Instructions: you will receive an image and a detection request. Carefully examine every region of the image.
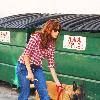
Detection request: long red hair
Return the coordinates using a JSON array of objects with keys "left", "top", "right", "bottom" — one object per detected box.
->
[{"left": 40, "top": 19, "right": 61, "bottom": 48}]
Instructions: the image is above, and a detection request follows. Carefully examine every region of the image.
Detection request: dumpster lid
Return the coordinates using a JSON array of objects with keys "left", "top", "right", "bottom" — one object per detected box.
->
[{"left": 0, "top": 13, "right": 100, "bottom": 32}]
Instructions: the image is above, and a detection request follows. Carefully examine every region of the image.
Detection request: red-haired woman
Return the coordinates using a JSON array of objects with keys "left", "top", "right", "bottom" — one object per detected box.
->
[{"left": 17, "top": 19, "right": 62, "bottom": 100}]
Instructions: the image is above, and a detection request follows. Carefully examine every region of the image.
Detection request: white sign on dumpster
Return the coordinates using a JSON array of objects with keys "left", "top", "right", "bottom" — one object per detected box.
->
[
  {"left": 0, "top": 31, "right": 10, "bottom": 43},
  {"left": 63, "top": 35, "right": 86, "bottom": 50}
]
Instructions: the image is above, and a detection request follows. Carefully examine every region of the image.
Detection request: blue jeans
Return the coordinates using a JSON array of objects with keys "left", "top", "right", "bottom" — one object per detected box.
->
[{"left": 16, "top": 62, "right": 50, "bottom": 100}]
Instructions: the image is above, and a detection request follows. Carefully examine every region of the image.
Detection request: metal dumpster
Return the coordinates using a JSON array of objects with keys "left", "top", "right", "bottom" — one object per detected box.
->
[{"left": 0, "top": 13, "right": 100, "bottom": 99}]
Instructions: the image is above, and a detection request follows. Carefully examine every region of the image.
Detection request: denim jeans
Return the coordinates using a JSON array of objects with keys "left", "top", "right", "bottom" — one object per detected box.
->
[{"left": 16, "top": 62, "right": 50, "bottom": 100}]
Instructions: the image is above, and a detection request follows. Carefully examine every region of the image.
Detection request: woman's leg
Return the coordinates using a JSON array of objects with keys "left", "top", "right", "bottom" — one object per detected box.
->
[
  {"left": 17, "top": 62, "right": 30, "bottom": 100},
  {"left": 32, "top": 66, "right": 50, "bottom": 100}
]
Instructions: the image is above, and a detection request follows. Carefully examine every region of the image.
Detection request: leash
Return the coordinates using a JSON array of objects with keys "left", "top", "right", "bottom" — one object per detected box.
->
[{"left": 56, "top": 84, "right": 64, "bottom": 100}]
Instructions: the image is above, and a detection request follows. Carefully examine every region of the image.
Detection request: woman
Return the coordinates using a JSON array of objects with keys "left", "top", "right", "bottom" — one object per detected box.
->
[{"left": 17, "top": 19, "right": 62, "bottom": 100}]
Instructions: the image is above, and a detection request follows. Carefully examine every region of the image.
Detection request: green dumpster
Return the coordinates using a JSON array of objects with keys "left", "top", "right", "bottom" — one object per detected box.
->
[{"left": 0, "top": 13, "right": 100, "bottom": 99}]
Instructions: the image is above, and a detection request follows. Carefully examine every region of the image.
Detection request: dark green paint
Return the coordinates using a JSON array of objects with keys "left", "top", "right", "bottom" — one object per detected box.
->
[{"left": 0, "top": 29, "right": 100, "bottom": 99}]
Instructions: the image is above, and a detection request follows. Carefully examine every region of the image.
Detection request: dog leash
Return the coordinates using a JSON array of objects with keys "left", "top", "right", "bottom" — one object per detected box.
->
[{"left": 56, "top": 84, "right": 64, "bottom": 100}]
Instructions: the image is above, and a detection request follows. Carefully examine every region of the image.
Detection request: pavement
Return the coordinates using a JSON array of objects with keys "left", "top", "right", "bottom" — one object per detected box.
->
[{"left": 0, "top": 81, "right": 36, "bottom": 100}]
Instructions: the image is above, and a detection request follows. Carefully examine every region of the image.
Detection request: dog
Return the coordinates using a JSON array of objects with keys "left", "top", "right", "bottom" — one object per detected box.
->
[{"left": 35, "top": 81, "right": 84, "bottom": 100}]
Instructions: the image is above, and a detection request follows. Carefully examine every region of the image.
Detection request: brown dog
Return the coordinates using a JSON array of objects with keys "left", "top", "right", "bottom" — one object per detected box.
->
[{"left": 35, "top": 81, "right": 83, "bottom": 100}]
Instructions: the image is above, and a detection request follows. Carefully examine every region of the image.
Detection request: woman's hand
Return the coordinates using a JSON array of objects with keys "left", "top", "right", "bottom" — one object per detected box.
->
[
  {"left": 26, "top": 71, "right": 34, "bottom": 81},
  {"left": 56, "top": 83, "right": 64, "bottom": 93}
]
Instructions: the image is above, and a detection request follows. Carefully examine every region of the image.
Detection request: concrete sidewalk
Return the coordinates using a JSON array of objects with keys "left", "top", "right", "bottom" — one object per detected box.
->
[{"left": 0, "top": 81, "right": 35, "bottom": 100}]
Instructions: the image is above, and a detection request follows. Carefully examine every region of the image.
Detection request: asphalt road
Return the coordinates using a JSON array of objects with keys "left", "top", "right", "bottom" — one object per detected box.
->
[{"left": 0, "top": 81, "right": 35, "bottom": 100}]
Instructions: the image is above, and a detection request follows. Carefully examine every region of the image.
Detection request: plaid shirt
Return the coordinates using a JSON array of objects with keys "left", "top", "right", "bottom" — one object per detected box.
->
[{"left": 18, "top": 32, "right": 55, "bottom": 68}]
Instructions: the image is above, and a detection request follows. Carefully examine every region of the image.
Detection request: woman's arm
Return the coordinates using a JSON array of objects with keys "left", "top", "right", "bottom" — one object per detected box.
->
[
  {"left": 49, "top": 67, "right": 61, "bottom": 86},
  {"left": 24, "top": 55, "right": 34, "bottom": 81},
  {"left": 22, "top": 34, "right": 38, "bottom": 81},
  {"left": 47, "top": 42, "right": 61, "bottom": 85}
]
